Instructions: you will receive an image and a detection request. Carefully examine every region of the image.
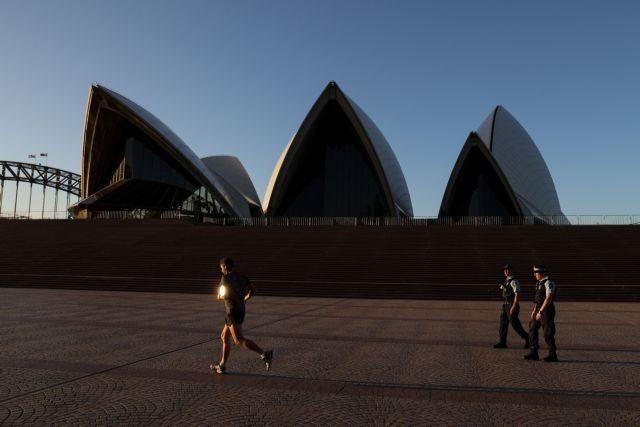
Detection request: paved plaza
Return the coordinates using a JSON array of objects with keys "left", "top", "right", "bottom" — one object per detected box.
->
[{"left": 1, "top": 288, "right": 639, "bottom": 426}]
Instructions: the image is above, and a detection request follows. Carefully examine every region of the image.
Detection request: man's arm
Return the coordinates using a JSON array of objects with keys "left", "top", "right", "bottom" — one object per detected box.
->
[
  {"left": 510, "top": 292, "right": 520, "bottom": 316},
  {"left": 509, "top": 279, "right": 520, "bottom": 316},
  {"left": 244, "top": 282, "right": 257, "bottom": 302},
  {"left": 535, "top": 293, "right": 553, "bottom": 320}
]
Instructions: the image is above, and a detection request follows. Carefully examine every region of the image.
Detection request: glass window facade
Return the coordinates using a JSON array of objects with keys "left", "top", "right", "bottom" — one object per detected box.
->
[
  {"left": 76, "top": 85, "right": 264, "bottom": 219},
  {"left": 274, "top": 101, "right": 388, "bottom": 217},
  {"left": 84, "top": 106, "right": 228, "bottom": 217},
  {"left": 443, "top": 146, "right": 519, "bottom": 217},
  {"left": 124, "top": 136, "right": 195, "bottom": 192},
  {"left": 180, "top": 185, "right": 226, "bottom": 216}
]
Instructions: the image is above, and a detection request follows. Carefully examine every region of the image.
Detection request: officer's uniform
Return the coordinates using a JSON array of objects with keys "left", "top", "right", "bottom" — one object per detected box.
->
[
  {"left": 528, "top": 276, "right": 557, "bottom": 357},
  {"left": 497, "top": 276, "right": 530, "bottom": 346}
]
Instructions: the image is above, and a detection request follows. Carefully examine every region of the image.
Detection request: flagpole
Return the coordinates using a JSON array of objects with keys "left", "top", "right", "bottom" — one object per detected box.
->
[{"left": 38, "top": 153, "right": 48, "bottom": 218}]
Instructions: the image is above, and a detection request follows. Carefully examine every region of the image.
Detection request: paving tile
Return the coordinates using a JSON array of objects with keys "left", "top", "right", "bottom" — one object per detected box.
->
[{"left": 1, "top": 287, "right": 639, "bottom": 425}]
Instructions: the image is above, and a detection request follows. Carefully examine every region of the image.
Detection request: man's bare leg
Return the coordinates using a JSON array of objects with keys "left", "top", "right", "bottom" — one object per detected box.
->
[
  {"left": 220, "top": 325, "right": 231, "bottom": 365},
  {"left": 229, "top": 323, "right": 263, "bottom": 355}
]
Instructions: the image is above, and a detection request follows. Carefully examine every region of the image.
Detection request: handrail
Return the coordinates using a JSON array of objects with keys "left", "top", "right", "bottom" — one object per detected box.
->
[
  {"left": 3, "top": 211, "right": 639, "bottom": 225},
  {"left": 207, "top": 215, "right": 640, "bottom": 226}
]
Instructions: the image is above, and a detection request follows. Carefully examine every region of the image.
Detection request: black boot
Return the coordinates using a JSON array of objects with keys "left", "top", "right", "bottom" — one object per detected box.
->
[
  {"left": 543, "top": 353, "right": 558, "bottom": 362},
  {"left": 524, "top": 352, "right": 539, "bottom": 360}
]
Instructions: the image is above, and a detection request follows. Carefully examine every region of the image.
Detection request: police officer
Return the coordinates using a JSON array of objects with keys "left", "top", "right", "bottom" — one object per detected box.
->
[
  {"left": 524, "top": 265, "right": 558, "bottom": 362},
  {"left": 493, "top": 264, "right": 530, "bottom": 349}
]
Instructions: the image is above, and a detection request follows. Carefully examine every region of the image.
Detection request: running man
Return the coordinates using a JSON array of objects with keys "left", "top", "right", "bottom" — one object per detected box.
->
[{"left": 210, "top": 257, "right": 272, "bottom": 374}]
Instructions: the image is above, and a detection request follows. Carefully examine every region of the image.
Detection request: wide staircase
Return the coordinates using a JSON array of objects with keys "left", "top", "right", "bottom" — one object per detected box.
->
[{"left": 1, "top": 220, "right": 639, "bottom": 301}]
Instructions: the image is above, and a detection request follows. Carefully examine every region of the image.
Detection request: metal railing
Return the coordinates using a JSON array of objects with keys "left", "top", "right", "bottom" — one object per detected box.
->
[
  {"left": 195, "top": 215, "right": 640, "bottom": 226},
  {"left": 0, "top": 210, "right": 72, "bottom": 220},
  {"left": 2, "top": 211, "right": 639, "bottom": 226}
]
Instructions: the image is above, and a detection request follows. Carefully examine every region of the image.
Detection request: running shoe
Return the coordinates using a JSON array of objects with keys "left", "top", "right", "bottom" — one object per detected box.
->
[
  {"left": 261, "top": 350, "right": 273, "bottom": 371},
  {"left": 210, "top": 363, "right": 225, "bottom": 374}
]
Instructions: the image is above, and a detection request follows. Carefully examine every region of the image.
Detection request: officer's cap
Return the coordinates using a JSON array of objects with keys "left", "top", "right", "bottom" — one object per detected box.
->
[
  {"left": 533, "top": 265, "right": 546, "bottom": 273},
  {"left": 502, "top": 264, "right": 513, "bottom": 271}
]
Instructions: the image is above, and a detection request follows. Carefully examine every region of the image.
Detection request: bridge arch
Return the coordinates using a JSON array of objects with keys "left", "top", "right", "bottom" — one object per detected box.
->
[{"left": 0, "top": 160, "right": 80, "bottom": 219}]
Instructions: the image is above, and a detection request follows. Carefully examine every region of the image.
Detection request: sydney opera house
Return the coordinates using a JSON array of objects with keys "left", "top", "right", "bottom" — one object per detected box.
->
[
  {"left": 70, "top": 85, "right": 263, "bottom": 219},
  {"left": 70, "top": 82, "right": 563, "bottom": 221},
  {"left": 439, "top": 106, "right": 567, "bottom": 223},
  {"left": 263, "top": 81, "right": 412, "bottom": 217}
]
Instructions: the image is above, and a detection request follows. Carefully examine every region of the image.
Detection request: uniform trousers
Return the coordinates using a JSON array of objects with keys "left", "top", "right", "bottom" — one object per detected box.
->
[
  {"left": 528, "top": 303, "right": 556, "bottom": 354},
  {"left": 498, "top": 302, "right": 529, "bottom": 344}
]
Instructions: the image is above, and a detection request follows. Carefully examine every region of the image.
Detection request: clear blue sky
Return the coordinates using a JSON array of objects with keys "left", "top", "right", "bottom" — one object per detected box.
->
[{"left": 1, "top": 0, "right": 638, "bottom": 216}]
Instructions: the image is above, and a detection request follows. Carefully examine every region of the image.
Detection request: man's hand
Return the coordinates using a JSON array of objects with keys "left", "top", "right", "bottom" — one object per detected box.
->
[{"left": 536, "top": 295, "right": 552, "bottom": 322}]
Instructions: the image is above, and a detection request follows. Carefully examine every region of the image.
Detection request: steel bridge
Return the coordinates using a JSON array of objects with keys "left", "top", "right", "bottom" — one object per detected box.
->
[{"left": 0, "top": 160, "right": 80, "bottom": 219}]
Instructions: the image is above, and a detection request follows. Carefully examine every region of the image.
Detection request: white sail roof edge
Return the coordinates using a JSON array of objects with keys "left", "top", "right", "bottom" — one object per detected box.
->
[
  {"left": 263, "top": 82, "right": 413, "bottom": 216},
  {"left": 476, "top": 106, "right": 566, "bottom": 220},
  {"left": 95, "top": 85, "right": 253, "bottom": 218},
  {"left": 346, "top": 95, "right": 413, "bottom": 216},
  {"left": 200, "top": 155, "right": 261, "bottom": 208}
]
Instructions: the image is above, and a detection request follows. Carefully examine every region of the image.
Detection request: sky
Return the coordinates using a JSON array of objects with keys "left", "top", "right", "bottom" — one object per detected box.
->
[{"left": 0, "top": 0, "right": 639, "bottom": 217}]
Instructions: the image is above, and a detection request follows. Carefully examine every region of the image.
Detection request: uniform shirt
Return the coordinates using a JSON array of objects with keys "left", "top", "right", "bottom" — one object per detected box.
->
[
  {"left": 219, "top": 271, "right": 252, "bottom": 313},
  {"left": 501, "top": 276, "right": 521, "bottom": 303},
  {"left": 504, "top": 276, "right": 521, "bottom": 293},
  {"left": 541, "top": 276, "right": 556, "bottom": 296}
]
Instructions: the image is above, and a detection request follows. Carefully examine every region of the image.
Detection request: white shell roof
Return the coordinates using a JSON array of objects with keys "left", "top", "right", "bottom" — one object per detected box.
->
[
  {"left": 476, "top": 106, "right": 565, "bottom": 219},
  {"left": 263, "top": 134, "right": 294, "bottom": 212},
  {"left": 347, "top": 96, "right": 413, "bottom": 216},
  {"left": 263, "top": 82, "right": 413, "bottom": 216},
  {"left": 200, "top": 155, "right": 261, "bottom": 208},
  {"left": 92, "top": 85, "right": 252, "bottom": 218}
]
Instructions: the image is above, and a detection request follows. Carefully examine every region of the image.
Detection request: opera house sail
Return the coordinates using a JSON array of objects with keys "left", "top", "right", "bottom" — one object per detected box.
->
[
  {"left": 263, "top": 81, "right": 413, "bottom": 217},
  {"left": 439, "top": 106, "right": 567, "bottom": 223},
  {"left": 71, "top": 84, "right": 262, "bottom": 219}
]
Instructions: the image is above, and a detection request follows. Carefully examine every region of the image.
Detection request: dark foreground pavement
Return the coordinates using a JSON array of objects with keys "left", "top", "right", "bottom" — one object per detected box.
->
[{"left": 1, "top": 288, "right": 639, "bottom": 426}]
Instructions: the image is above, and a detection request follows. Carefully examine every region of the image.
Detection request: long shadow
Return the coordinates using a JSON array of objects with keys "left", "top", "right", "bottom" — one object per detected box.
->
[
  {"left": 559, "top": 359, "right": 640, "bottom": 366},
  {"left": 224, "top": 371, "right": 640, "bottom": 400},
  {"left": 559, "top": 346, "right": 640, "bottom": 353}
]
